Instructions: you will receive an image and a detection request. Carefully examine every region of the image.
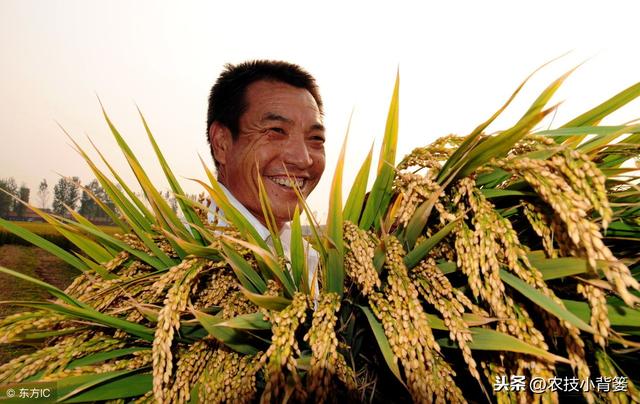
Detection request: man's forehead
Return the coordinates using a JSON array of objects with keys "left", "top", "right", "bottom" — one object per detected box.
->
[{"left": 244, "top": 80, "right": 321, "bottom": 116}]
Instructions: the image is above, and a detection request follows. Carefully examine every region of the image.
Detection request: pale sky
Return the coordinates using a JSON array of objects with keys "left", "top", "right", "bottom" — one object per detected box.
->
[{"left": 2, "top": 0, "right": 640, "bottom": 221}]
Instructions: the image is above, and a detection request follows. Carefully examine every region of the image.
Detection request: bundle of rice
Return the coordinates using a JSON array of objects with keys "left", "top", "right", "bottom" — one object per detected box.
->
[{"left": 1, "top": 66, "right": 639, "bottom": 403}]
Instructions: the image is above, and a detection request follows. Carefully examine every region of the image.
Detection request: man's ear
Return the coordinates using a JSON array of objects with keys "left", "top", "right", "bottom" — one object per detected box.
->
[{"left": 209, "top": 122, "right": 233, "bottom": 167}]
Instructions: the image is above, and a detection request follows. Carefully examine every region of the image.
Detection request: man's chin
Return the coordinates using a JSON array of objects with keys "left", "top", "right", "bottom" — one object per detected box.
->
[{"left": 261, "top": 180, "right": 303, "bottom": 223}]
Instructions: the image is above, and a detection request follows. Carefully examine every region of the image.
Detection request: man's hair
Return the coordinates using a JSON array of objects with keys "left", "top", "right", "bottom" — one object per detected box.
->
[{"left": 206, "top": 60, "right": 323, "bottom": 165}]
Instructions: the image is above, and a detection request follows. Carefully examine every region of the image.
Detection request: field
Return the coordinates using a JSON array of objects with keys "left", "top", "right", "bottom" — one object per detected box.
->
[
  {"left": 0, "top": 221, "right": 120, "bottom": 249},
  {"left": 0, "top": 245, "right": 80, "bottom": 362}
]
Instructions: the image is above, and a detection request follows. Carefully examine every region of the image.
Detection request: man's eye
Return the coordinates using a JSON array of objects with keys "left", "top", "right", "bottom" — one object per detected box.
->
[
  {"left": 269, "top": 127, "right": 286, "bottom": 134},
  {"left": 311, "top": 135, "right": 325, "bottom": 144}
]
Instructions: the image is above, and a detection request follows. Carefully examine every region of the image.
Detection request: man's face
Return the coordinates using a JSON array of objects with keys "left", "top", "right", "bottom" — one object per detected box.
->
[{"left": 213, "top": 80, "right": 326, "bottom": 228}]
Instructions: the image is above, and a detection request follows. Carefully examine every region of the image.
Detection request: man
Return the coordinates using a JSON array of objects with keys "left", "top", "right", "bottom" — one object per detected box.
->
[{"left": 206, "top": 60, "right": 326, "bottom": 291}]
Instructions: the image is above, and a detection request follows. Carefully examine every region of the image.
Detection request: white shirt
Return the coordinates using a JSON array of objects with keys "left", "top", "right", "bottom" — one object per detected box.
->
[{"left": 207, "top": 184, "right": 319, "bottom": 297}]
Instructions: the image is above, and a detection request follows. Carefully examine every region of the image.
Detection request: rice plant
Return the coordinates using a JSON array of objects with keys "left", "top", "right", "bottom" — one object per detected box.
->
[{"left": 0, "top": 65, "right": 639, "bottom": 403}]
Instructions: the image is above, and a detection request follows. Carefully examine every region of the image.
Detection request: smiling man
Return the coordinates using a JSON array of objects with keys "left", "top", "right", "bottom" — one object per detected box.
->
[{"left": 206, "top": 60, "right": 325, "bottom": 277}]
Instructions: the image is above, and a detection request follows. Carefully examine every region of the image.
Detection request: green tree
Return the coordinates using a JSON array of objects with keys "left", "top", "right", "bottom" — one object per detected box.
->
[
  {"left": 14, "top": 184, "right": 30, "bottom": 218},
  {"left": 78, "top": 179, "right": 113, "bottom": 222},
  {"left": 52, "top": 177, "right": 80, "bottom": 217},
  {"left": 0, "top": 177, "right": 18, "bottom": 218}
]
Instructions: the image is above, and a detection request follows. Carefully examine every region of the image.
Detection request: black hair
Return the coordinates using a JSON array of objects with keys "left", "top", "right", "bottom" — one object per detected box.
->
[{"left": 206, "top": 60, "right": 323, "bottom": 166}]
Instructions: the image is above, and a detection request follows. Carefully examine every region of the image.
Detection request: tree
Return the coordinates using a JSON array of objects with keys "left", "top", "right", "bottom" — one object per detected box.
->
[
  {"left": 164, "top": 190, "right": 178, "bottom": 213},
  {"left": 37, "top": 179, "right": 49, "bottom": 209},
  {"left": 0, "top": 177, "right": 18, "bottom": 218},
  {"left": 79, "top": 179, "right": 113, "bottom": 222},
  {"left": 14, "top": 184, "right": 30, "bottom": 218},
  {"left": 52, "top": 177, "right": 80, "bottom": 217}
]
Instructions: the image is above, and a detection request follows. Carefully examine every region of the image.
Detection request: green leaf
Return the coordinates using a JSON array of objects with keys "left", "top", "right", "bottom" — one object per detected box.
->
[
  {"left": 527, "top": 254, "right": 589, "bottom": 280},
  {"left": 4, "top": 300, "right": 155, "bottom": 341},
  {"left": 60, "top": 218, "right": 167, "bottom": 270},
  {"left": 404, "top": 218, "right": 460, "bottom": 269},
  {"left": 137, "top": 106, "right": 207, "bottom": 245},
  {"left": 359, "top": 72, "right": 400, "bottom": 230},
  {"left": 480, "top": 189, "right": 534, "bottom": 198},
  {"left": 561, "top": 81, "right": 640, "bottom": 130},
  {"left": 192, "top": 308, "right": 263, "bottom": 354},
  {"left": 56, "top": 369, "right": 150, "bottom": 403},
  {"left": 223, "top": 235, "right": 295, "bottom": 298},
  {"left": 290, "top": 206, "right": 307, "bottom": 293},
  {"left": 456, "top": 106, "right": 556, "bottom": 179},
  {"left": 344, "top": 143, "right": 373, "bottom": 223},
  {"left": 359, "top": 305, "right": 406, "bottom": 388},
  {"left": 499, "top": 270, "right": 595, "bottom": 333},
  {"left": 192, "top": 162, "right": 269, "bottom": 251},
  {"left": 563, "top": 299, "right": 640, "bottom": 327},
  {"left": 256, "top": 170, "right": 285, "bottom": 259},
  {"left": 239, "top": 287, "right": 292, "bottom": 311},
  {"left": 65, "top": 131, "right": 153, "bottom": 232},
  {"left": 99, "top": 104, "right": 193, "bottom": 252},
  {"left": 215, "top": 312, "right": 271, "bottom": 330},
  {"left": 402, "top": 187, "right": 441, "bottom": 249},
  {"left": 67, "top": 348, "right": 149, "bottom": 369},
  {"left": 221, "top": 242, "right": 267, "bottom": 294},
  {"left": 325, "top": 126, "right": 349, "bottom": 295},
  {"left": 436, "top": 59, "right": 552, "bottom": 183},
  {"left": 0, "top": 218, "right": 88, "bottom": 272},
  {"left": 437, "top": 328, "right": 569, "bottom": 364}
]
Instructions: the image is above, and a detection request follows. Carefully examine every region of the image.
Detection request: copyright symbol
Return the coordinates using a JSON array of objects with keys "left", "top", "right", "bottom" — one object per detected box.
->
[
  {"left": 530, "top": 377, "right": 547, "bottom": 393},
  {"left": 6, "top": 388, "right": 15, "bottom": 398}
]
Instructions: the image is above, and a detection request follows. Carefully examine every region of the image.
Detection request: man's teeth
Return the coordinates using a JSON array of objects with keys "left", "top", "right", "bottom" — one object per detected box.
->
[{"left": 268, "top": 177, "right": 304, "bottom": 188}]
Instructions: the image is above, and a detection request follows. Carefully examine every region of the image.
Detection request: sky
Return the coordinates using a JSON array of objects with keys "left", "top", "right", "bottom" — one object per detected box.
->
[{"left": 1, "top": 0, "right": 640, "bottom": 221}]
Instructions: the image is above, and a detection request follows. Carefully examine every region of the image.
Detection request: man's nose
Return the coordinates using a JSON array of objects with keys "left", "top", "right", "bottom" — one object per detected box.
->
[{"left": 283, "top": 134, "right": 313, "bottom": 169}]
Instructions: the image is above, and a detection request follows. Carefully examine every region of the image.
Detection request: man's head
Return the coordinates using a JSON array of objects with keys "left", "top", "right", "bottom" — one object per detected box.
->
[{"left": 207, "top": 60, "right": 325, "bottom": 229}]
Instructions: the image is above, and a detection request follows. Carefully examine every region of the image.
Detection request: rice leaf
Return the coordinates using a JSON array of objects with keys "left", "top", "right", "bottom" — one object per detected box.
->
[
  {"left": 359, "top": 305, "right": 406, "bottom": 388},
  {"left": 4, "top": 300, "right": 155, "bottom": 341},
  {"left": 0, "top": 218, "right": 88, "bottom": 272},
  {"left": 221, "top": 241, "right": 267, "bottom": 294},
  {"left": 239, "top": 287, "right": 292, "bottom": 311},
  {"left": 55, "top": 369, "right": 150, "bottom": 403},
  {"left": 99, "top": 104, "right": 193, "bottom": 247},
  {"left": 62, "top": 129, "right": 153, "bottom": 232},
  {"left": 437, "top": 61, "right": 546, "bottom": 183},
  {"left": 215, "top": 312, "right": 271, "bottom": 330},
  {"left": 256, "top": 169, "right": 285, "bottom": 259},
  {"left": 437, "top": 329, "right": 570, "bottom": 364},
  {"left": 192, "top": 308, "right": 263, "bottom": 354},
  {"left": 290, "top": 206, "right": 307, "bottom": 292},
  {"left": 499, "top": 270, "right": 595, "bottom": 333},
  {"left": 67, "top": 348, "right": 149, "bottom": 368},
  {"left": 344, "top": 143, "right": 373, "bottom": 223},
  {"left": 563, "top": 299, "right": 640, "bottom": 327},
  {"left": 404, "top": 218, "right": 460, "bottom": 269},
  {"left": 561, "top": 81, "right": 640, "bottom": 131},
  {"left": 223, "top": 235, "right": 295, "bottom": 297},
  {"left": 194, "top": 159, "right": 269, "bottom": 250},
  {"left": 60, "top": 218, "right": 167, "bottom": 270},
  {"left": 325, "top": 125, "right": 349, "bottom": 295},
  {"left": 137, "top": 106, "right": 207, "bottom": 245},
  {"left": 359, "top": 73, "right": 399, "bottom": 230}
]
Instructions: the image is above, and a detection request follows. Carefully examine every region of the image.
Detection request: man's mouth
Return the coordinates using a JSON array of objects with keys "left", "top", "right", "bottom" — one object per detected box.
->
[{"left": 265, "top": 176, "right": 305, "bottom": 190}]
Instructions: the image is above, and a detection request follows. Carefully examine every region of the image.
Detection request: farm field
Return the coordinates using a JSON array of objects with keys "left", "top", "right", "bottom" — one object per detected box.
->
[
  {"left": 0, "top": 245, "right": 79, "bottom": 362},
  {"left": 0, "top": 221, "right": 120, "bottom": 248}
]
